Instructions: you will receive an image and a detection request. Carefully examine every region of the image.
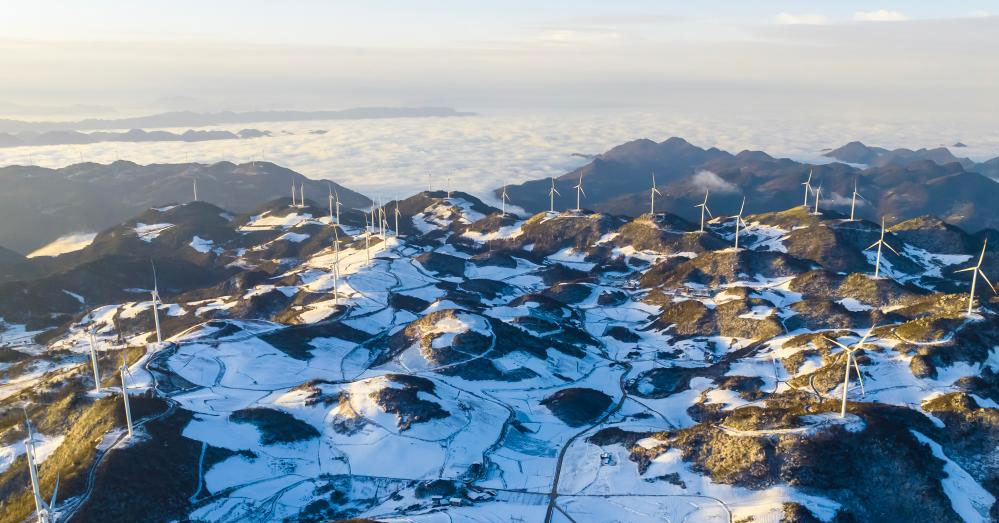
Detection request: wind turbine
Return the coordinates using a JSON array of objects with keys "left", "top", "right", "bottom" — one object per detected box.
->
[
  {"left": 549, "top": 178, "right": 560, "bottom": 213},
  {"left": 812, "top": 184, "right": 822, "bottom": 215},
  {"left": 825, "top": 329, "right": 875, "bottom": 417},
  {"left": 334, "top": 190, "right": 342, "bottom": 226},
  {"left": 865, "top": 218, "right": 897, "bottom": 278},
  {"left": 394, "top": 202, "right": 401, "bottom": 237},
  {"left": 955, "top": 240, "right": 997, "bottom": 316},
  {"left": 192, "top": 177, "right": 198, "bottom": 202},
  {"left": 88, "top": 329, "right": 101, "bottom": 394},
  {"left": 327, "top": 184, "right": 335, "bottom": 224},
  {"left": 120, "top": 354, "right": 134, "bottom": 438},
  {"left": 364, "top": 214, "right": 371, "bottom": 264},
  {"left": 23, "top": 413, "right": 59, "bottom": 523},
  {"left": 802, "top": 169, "right": 814, "bottom": 207},
  {"left": 446, "top": 177, "right": 452, "bottom": 199},
  {"left": 695, "top": 190, "right": 712, "bottom": 233},
  {"left": 291, "top": 182, "right": 297, "bottom": 208},
  {"left": 732, "top": 197, "right": 748, "bottom": 250},
  {"left": 500, "top": 186, "right": 510, "bottom": 217},
  {"left": 331, "top": 227, "right": 340, "bottom": 305},
  {"left": 849, "top": 178, "right": 865, "bottom": 221},
  {"left": 149, "top": 261, "right": 163, "bottom": 346},
  {"left": 650, "top": 171, "right": 662, "bottom": 216},
  {"left": 300, "top": 182, "right": 306, "bottom": 207},
  {"left": 573, "top": 173, "right": 585, "bottom": 212}
]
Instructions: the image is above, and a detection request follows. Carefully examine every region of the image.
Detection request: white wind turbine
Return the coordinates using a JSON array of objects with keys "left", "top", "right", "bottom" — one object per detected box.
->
[
  {"left": 23, "top": 413, "right": 59, "bottom": 523},
  {"left": 573, "top": 173, "right": 585, "bottom": 212},
  {"left": 500, "top": 186, "right": 510, "bottom": 217},
  {"left": 299, "top": 182, "right": 306, "bottom": 207},
  {"left": 865, "top": 218, "right": 897, "bottom": 279},
  {"left": 380, "top": 201, "right": 387, "bottom": 239},
  {"left": 394, "top": 202, "right": 401, "bottom": 237},
  {"left": 290, "top": 182, "right": 297, "bottom": 207},
  {"left": 334, "top": 190, "right": 342, "bottom": 227},
  {"left": 695, "top": 190, "right": 712, "bottom": 233},
  {"left": 327, "top": 184, "right": 335, "bottom": 224},
  {"left": 331, "top": 226, "right": 340, "bottom": 305},
  {"left": 825, "top": 329, "right": 875, "bottom": 417},
  {"left": 849, "top": 178, "right": 865, "bottom": 221},
  {"left": 650, "top": 171, "right": 662, "bottom": 216},
  {"left": 364, "top": 214, "right": 371, "bottom": 264},
  {"left": 87, "top": 329, "right": 101, "bottom": 394},
  {"left": 446, "top": 177, "right": 452, "bottom": 199},
  {"left": 549, "top": 178, "right": 560, "bottom": 213},
  {"left": 802, "top": 169, "right": 814, "bottom": 207},
  {"left": 812, "top": 184, "right": 822, "bottom": 215},
  {"left": 120, "top": 354, "right": 134, "bottom": 438},
  {"left": 955, "top": 240, "right": 997, "bottom": 316},
  {"left": 192, "top": 177, "right": 198, "bottom": 202},
  {"left": 149, "top": 261, "right": 163, "bottom": 346},
  {"left": 732, "top": 197, "right": 748, "bottom": 250}
]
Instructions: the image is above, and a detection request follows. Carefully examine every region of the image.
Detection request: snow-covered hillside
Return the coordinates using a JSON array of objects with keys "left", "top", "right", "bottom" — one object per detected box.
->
[{"left": 1, "top": 193, "right": 998, "bottom": 523}]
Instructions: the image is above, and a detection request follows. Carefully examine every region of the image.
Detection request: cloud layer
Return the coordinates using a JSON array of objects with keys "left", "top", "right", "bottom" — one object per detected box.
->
[{"left": 2, "top": 110, "right": 998, "bottom": 204}]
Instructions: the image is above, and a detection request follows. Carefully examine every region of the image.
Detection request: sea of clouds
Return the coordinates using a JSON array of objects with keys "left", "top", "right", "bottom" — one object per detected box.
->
[{"left": 2, "top": 110, "right": 997, "bottom": 206}]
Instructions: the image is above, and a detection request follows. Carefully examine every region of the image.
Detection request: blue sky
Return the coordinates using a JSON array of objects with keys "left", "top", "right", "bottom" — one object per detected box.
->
[{"left": 1, "top": 2, "right": 997, "bottom": 117}]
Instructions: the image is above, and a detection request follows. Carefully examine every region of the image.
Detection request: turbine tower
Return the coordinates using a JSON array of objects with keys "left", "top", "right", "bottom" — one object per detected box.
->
[
  {"left": 825, "top": 329, "right": 875, "bottom": 417},
  {"left": 812, "top": 184, "right": 822, "bottom": 215},
  {"left": 732, "top": 197, "right": 748, "bottom": 250},
  {"left": 192, "top": 177, "right": 198, "bottom": 202},
  {"left": 24, "top": 414, "right": 59, "bottom": 523},
  {"left": 695, "top": 190, "right": 712, "bottom": 233},
  {"left": 120, "top": 354, "right": 134, "bottom": 438},
  {"left": 955, "top": 240, "right": 997, "bottom": 316},
  {"left": 88, "top": 329, "right": 101, "bottom": 394},
  {"left": 548, "top": 178, "right": 560, "bottom": 213},
  {"left": 802, "top": 169, "right": 813, "bottom": 207},
  {"left": 573, "top": 173, "right": 585, "bottom": 212},
  {"left": 291, "top": 182, "right": 297, "bottom": 208},
  {"left": 650, "top": 171, "right": 662, "bottom": 216},
  {"left": 149, "top": 261, "right": 163, "bottom": 346},
  {"left": 865, "top": 218, "right": 897, "bottom": 278},
  {"left": 300, "top": 183, "right": 306, "bottom": 207},
  {"left": 850, "top": 178, "right": 865, "bottom": 221}
]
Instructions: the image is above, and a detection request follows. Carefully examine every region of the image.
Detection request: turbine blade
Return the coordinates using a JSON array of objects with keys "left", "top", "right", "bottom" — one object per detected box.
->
[
  {"left": 704, "top": 207, "right": 713, "bottom": 217},
  {"left": 979, "top": 270, "right": 998, "bottom": 294},
  {"left": 883, "top": 242, "right": 899, "bottom": 256},
  {"left": 954, "top": 267, "right": 977, "bottom": 273},
  {"left": 865, "top": 241, "right": 880, "bottom": 251},
  {"left": 50, "top": 473, "right": 60, "bottom": 509},
  {"left": 824, "top": 337, "right": 851, "bottom": 351}
]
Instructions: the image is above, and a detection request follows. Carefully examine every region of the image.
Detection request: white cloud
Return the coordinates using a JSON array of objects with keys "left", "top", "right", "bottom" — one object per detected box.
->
[
  {"left": 776, "top": 13, "right": 829, "bottom": 26},
  {"left": 2, "top": 111, "right": 998, "bottom": 202},
  {"left": 854, "top": 10, "right": 908, "bottom": 22},
  {"left": 690, "top": 170, "right": 739, "bottom": 194}
]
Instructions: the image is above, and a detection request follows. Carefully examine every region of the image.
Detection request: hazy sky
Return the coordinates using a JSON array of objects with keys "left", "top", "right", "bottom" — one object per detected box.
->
[{"left": 2, "top": 1, "right": 998, "bottom": 119}]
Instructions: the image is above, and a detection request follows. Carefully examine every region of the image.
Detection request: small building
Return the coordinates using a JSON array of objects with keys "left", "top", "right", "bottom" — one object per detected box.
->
[{"left": 600, "top": 452, "right": 616, "bottom": 466}]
